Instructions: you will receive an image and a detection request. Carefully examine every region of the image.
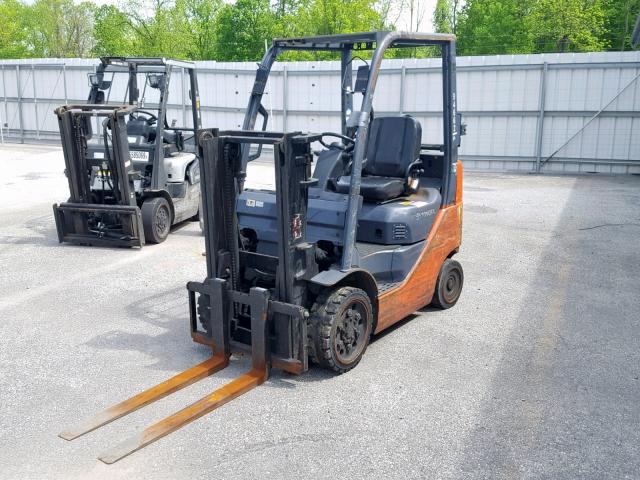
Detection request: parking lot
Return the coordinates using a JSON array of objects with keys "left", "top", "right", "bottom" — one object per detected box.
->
[{"left": 0, "top": 142, "right": 639, "bottom": 479}]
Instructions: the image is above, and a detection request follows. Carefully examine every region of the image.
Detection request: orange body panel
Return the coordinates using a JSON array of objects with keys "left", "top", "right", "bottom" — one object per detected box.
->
[{"left": 375, "top": 162, "right": 463, "bottom": 333}]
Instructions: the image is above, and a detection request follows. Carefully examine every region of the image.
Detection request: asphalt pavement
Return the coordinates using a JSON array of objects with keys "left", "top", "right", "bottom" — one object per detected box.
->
[{"left": 0, "top": 142, "right": 638, "bottom": 479}]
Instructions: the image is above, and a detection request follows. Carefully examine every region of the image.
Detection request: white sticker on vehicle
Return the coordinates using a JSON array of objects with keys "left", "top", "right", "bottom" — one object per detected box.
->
[
  {"left": 246, "top": 199, "right": 256, "bottom": 207},
  {"left": 94, "top": 152, "right": 104, "bottom": 159},
  {"left": 130, "top": 150, "right": 149, "bottom": 161}
]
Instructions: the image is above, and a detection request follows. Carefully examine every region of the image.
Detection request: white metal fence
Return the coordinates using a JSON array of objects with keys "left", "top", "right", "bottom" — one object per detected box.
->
[{"left": 1, "top": 51, "right": 639, "bottom": 174}]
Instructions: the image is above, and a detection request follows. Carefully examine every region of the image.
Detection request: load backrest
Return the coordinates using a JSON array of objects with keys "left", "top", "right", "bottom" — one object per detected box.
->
[{"left": 364, "top": 116, "right": 422, "bottom": 178}]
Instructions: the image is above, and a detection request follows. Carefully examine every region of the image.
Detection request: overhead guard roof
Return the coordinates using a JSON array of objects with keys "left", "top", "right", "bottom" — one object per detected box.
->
[{"left": 272, "top": 31, "right": 456, "bottom": 51}]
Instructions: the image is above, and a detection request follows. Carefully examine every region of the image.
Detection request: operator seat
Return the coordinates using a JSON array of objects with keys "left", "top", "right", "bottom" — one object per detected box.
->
[
  {"left": 126, "top": 119, "right": 154, "bottom": 142},
  {"left": 334, "top": 115, "right": 422, "bottom": 202}
]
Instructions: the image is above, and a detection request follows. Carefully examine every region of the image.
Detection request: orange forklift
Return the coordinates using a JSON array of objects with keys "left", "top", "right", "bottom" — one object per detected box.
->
[{"left": 60, "top": 31, "right": 465, "bottom": 463}]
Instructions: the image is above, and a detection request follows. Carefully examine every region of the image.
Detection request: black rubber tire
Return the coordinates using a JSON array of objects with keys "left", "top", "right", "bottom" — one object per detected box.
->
[
  {"left": 141, "top": 197, "right": 171, "bottom": 244},
  {"left": 310, "top": 286, "right": 373, "bottom": 374},
  {"left": 431, "top": 258, "right": 464, "bottom": 309}
]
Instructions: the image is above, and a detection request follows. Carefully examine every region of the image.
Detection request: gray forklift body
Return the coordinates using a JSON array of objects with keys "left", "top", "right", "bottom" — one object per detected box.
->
[{"left": 190, "top": 31, "right": 463, "bottom": 373}]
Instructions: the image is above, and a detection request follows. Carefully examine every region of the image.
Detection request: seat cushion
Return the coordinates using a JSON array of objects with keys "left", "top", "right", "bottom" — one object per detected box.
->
[{"left": 335, "top": 175, "right": 405, "bottom": 202}]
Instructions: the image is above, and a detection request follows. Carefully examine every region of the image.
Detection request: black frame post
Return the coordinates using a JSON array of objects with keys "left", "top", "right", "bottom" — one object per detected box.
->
[{"left": 340, "top": 48, "right": 353, "bottom": 136}]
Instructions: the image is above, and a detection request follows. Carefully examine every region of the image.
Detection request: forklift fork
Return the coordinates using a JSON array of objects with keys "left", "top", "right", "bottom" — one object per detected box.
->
[{"left": 59, "top": 286, "right": 271, "bottom": 464}]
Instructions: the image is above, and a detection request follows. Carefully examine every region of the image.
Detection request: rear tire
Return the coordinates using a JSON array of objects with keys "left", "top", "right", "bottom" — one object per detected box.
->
[
  {"left": 431, "top": 258, "right": 464, "bottom": 309},
  {"left": 141, "top": 197, "right": 171, "bottom": 244},
  {"left": 310, "top": 287, "right": 373, "bottom": 374}
]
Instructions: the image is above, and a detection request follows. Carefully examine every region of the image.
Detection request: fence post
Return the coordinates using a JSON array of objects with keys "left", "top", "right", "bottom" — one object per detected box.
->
[
  {"left": 0, "top": 71, "right": 3, "bottom": 141},
  {"left": 2, "top": 65, "right": 7, "bottom": 128},
  {"left": 282, "top": 65, "right": 288, "bottom": 132},
  {"left": 16, "top": 65, "right": 24, "bottom": 143},
  {"left": 534, "top": 62, "right": 548, "bottom": 173},
  {"left": 62, "top": 63, "right": 68, "bottom": 104},
  {"left": 32, "top": 64, "right": 40, "bottom": 140},
  {"left": 181, "top": 67, "right": 187, "bottom": 126},
  {"left": 400, "top": 62, "right": 406, "bottom": 114}
]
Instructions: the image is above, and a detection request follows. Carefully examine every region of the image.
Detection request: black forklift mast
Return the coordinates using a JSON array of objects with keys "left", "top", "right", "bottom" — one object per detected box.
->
[
  {"left": 53, "top": 104, "right": 145, "bottom": 247},
  {"left": 240, "top": 31, "right": 460, "bottom": 271},
  {"left": 189, "top": 129, "right": 317, "bottom": 373}
]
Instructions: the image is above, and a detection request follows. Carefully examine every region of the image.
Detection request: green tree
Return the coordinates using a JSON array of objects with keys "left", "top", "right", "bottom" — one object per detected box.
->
[
  {"left": 93, "top": 5, "right": 136, "bottom": 57},
  {"left": 176, "top": 0, "right": 222, "bottom": 59},
  {"left": 303, "top": 0, "right": 383, "bottom": 35},
  {"left": 456, "top": 0, "right": 534, "bottom": 54},
  {"left": 602, "top": 0, "right": 640, "bottom": 50},
  {"left": 0, "top": 0, "right": 30, "bottom": 58},
  {"left": 433, "top": 0, "right": 462, "bottom": 33},
  {"left": 529, "top": 0, "right": 607, "bottom": 52},
  {"left": 278, "top": 0, "right": 384, "bottom": 58},
  {"left": 23, "top": 0, "right": 95, "bottom": 57},
  {"left": 214, "top": 0, "right": 276, "bottom": 61},
  {"left": 120, "top": 0, "right": 191, "bottom": 58}
]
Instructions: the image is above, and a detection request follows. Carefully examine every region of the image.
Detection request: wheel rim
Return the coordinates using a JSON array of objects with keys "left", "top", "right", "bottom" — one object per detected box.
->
[
  {"left": 333, "top": 299, "right": 369, "bottom": 364},
  {"left": 442, "top": 267, "right": 462, "bottom": 304},
  {"left": 155, "top": 206, "right": 170, "bottom": 237}
]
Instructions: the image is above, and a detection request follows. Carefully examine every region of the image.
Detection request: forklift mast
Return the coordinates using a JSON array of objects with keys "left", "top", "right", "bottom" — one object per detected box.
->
[
  {"left": 53, "top": 104, "right": 145, "bottom": 247},
  {"left": 190, "top": 130, "right": 317, "bottom": 372}
]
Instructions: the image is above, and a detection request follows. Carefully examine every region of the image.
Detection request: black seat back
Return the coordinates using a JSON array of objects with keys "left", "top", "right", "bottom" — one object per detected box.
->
[
  {"left": 364, "top": 116, "right": 422, "bottom": 178},
  {"left": 126, "top": 119, "right": 153, "bottom": 142}
]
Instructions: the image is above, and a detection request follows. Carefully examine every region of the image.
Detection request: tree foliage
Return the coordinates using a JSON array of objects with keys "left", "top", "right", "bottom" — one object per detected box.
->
[
  {"left": 213, "top": 0, "right": 276, "bottom": 61},
  {"left": 456, "top": 0, "right": 533, "bottom": 55},
  {"left": 529, "top": 0, "right": 606, "bottom": 52},
  {"left": 602, "top": 0, "right": 640, "bottom": 50},
  {"left": 0, "top": 0, "right": 636, "bottom": 60},
  {"left": 433, "top": 0, "right": 462, "bottom": 34},
  {"left": 456, "top": 0, "right": 610, "bottom": 55},
  {"left": 93, "top": 5, "right": 135, "bottom": 57},
  {"left": 0, "top": 0, "right": 29, "bottom": 58}
]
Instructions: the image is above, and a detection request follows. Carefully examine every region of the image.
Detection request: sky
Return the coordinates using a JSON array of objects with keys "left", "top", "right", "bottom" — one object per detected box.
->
[{"left": 82, "top": 0, "right": 438, "bottom": 31}]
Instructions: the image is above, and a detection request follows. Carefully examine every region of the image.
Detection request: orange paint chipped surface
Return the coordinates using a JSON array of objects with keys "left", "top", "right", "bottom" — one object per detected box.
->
[{"left": 375, "top": 165, "right": 463, "bottom": 334}]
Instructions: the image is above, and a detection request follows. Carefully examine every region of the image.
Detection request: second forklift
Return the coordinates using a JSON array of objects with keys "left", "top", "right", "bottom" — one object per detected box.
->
[{"left": 53, "top": 57, "right": 202, "bottom": 247}]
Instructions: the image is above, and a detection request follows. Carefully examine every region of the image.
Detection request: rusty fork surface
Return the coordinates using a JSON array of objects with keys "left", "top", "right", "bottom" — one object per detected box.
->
[
  {"left": 60, "top": 286, "right": 272, "bottom": 464},
  {"left": 99, "top": 367, "right": 268, "bottom": 464},
  {"left": 59, "top": 353, "right": 229, "bottom": 441}
]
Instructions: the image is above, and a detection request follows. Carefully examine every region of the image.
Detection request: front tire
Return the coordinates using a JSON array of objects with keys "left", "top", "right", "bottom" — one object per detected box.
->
[
  {"left": 141, "top": 197, "right": 171, "bottom": 244},
  {"left": 431, "top": 258, "right": 464, "bottom": 309},
  {"left": 310, "top": 287, "right": 373, "bottom": 374}
]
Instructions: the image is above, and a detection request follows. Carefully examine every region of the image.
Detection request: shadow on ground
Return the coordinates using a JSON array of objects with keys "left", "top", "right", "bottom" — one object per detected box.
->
[
  {"left": 458, "top": 176, "right": 640, "bottom": 479},
  {"left": 84, "top": 284, "right": 335, "bottom": 388}
]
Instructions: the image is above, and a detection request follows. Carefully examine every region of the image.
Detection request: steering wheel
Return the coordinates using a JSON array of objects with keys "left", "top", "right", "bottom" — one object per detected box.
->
[
  {"left": 133, "top": 110, "right": 158, "bottom": 126},
  {"left": 319, "top": 132, "right": 355, "bottom": 151}
]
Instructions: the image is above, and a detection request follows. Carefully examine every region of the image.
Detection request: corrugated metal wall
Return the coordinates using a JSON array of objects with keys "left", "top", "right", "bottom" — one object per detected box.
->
[{"left": 1, "top": 51, "right": 638, "bottom": 173}]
